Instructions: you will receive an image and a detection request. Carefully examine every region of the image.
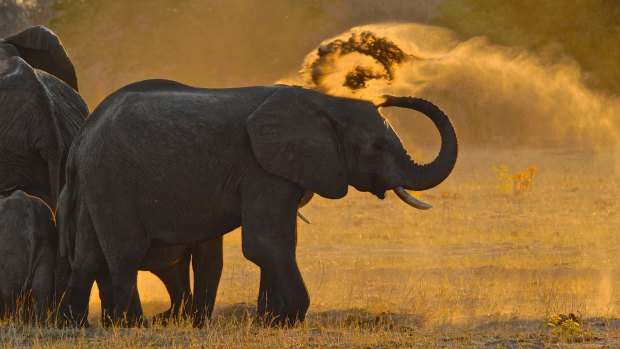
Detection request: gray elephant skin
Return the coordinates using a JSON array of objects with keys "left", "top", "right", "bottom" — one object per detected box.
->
[
  {"left": 0, "top": 190, "right": 56, "bottom": 321},
  {"left": 58, "top": 80, "right": 458, "bottom": 326},
  {"left": 0, "top": 25, "right": 87, "bottom": 209},
  {"left": 0, "top": 26, "right": 207, "bottom": 325}
]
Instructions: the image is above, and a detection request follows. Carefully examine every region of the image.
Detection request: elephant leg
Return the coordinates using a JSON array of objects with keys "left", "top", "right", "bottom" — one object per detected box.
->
[
  {"left": 254, "top": 253, "right": 308, "bottom": 326},
  {"left": 98, "top": 270, "right": 143, "bottom": 328},
  {"left": 106, "top": 265, "right": 143, "bottom": 327},
  {"left": 98, "top": 273, "right": 143, "bottom": 329},
  {"left": 241, "top": 182, "right": 309, "bottom": 326},
  {"left": 57, "top": 267, "right": 96, "bottom": 328},
  {"left": 150, "top": 254, "right": 192, "bottom": 325},
  {"left": 257, "top": 270, "right": 280, "bottom": 319},
  {"left": 191, "top": 236, "right": 223, "bottom": 327},
  {"left": 57, "top": 203, "right": 102, "bottom": 328},
  {"left": 30, "top": 247, "right": 55, "bottom": 323},
  {"left": 96, "top": 271, "right": 115, "bottom": 327},
  {"left": 94, "top": 216, "right": 148, "bottom": 327}
]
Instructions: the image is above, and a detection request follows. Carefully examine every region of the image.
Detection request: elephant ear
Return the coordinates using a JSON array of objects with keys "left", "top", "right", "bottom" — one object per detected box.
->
[
  {"left": 4, "top": 26, "right": 78, "bottom": 91},
  {"left": 247, "top": 87, "right": 348, "bottom": 199}
]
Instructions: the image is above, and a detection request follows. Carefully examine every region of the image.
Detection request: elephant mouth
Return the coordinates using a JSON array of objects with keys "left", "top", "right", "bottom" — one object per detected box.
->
[
  {"left": 370, "top": 174, "right": 386, "bottom": 199},
  {"left": 368, "top": 183, "right": 432, "bottom": 209},
  {"left": 371, "top": 187, "right": 386, "bottom": 199}
]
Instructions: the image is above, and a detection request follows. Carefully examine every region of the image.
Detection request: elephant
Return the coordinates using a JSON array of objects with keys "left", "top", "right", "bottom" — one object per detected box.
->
[
  {"left": 0, "top": 190, "right": 56, "bottom": 321},
  {"left": 0, "top": 25, "right": 87, "bottom": 210},
  {"left": 57, "top": 80, "right": 457, "bottom": 326}
]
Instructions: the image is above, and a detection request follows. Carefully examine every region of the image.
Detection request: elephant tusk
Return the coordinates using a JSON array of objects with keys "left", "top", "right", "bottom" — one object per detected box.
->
[
  {"left": 297, "top": 210, "right": 311, "bottom": 224},
  {"left": 393, "top": 187, "right": 433, "bottom": 210}
]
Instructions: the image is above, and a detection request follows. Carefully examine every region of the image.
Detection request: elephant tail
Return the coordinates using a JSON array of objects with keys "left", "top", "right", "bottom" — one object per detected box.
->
[{"left": 57, "top": 151, "right": 79, "bottom": 266}]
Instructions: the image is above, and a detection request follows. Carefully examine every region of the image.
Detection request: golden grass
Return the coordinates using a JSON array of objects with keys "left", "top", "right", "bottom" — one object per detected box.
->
[{"left": 2, "top": 147, "right": 620, "bottom": 347}]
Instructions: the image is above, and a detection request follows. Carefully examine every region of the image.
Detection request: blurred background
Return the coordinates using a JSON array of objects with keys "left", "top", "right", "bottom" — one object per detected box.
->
[{"left": 2, "top": 0, "right": 618, "bottom": 149}]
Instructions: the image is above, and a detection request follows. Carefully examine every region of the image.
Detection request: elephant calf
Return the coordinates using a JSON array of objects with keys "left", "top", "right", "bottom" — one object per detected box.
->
[{"left": 0, "top": 190, "right": 56, "bottom": 321}]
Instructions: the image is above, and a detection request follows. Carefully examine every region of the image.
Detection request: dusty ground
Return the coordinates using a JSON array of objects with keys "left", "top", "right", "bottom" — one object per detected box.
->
[{"left": 1, "top": 147, "right": 619, "bottom": 348}]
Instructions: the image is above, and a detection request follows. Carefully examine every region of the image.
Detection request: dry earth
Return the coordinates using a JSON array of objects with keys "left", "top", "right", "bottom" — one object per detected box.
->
[{"left": 1, "top": 147, "right": 619, "bottom": 348}]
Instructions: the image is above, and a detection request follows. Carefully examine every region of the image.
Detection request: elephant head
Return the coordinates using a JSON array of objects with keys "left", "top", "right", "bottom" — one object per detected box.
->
[
  {"left": 1, "top": 25, "right": 78, "bottom": 91},
  {"left": 247, "top": 86, "right": 457, "bottom": 208}
]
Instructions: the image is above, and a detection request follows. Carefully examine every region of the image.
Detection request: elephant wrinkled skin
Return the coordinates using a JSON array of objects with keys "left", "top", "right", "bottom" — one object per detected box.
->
[
  {"left": 0, "top": 190, "right": 56, "bottom": 321},
  {"left": 58, "top": 80, "right": 458, "bottom": 326}
]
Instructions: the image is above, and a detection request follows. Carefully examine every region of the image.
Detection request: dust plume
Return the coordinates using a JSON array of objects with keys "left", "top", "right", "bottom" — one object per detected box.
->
[
  {"left": 283, "top": 23, "right": 620, "bottom": 313},
  {"left": 285, "top": 23, "right": 620, "bottom": 152},
  {"left": 308, "top": 31, "right": 410, "bottom": 91},
  {"left": 48, "top": 0, "right": 439, "bottom": 107}
]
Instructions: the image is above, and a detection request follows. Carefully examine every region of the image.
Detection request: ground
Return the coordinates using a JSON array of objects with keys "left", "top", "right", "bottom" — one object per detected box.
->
[{"left": 1, "top": 147, "right": 619, "bottom": 348}]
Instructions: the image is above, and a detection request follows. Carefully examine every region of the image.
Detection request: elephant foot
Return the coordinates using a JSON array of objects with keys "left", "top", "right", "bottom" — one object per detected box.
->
[
  {"left": 100, "top": 314, "right": 112, "bottom": 328},
  {"left": 151, "top": 309, "right": 208, "bottom": 328},
  {"left": 152, "top": 309, "right": 173, "bottom": 326},
  {"left": 257, "top": 280, "right": 308, "bottom": 327},
  {"left": 107, "top": 314, "right": 149, "bottom": 328},
  {"left": 192, "top": 312, "right": 208, "bottom": 328},
  {"left": 152, "top": 307, "right": 189, "bottom": 326},
  {"left": 57, "top": 314, "right": 90, "bottom": 329},
  {"left": 56, "top": 305, "right": 90, "bottom": 328},
  {"left": 257, "top": 293, "right": 308, "bottom": 327},
  {"left": 254, "top": 277, "right": 308, "bottom": 327},
  {"left": 257, "top": 310, "right": 304, "bottom": 327}
]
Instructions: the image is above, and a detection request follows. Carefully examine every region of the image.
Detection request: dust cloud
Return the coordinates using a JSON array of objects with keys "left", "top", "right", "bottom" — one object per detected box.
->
[
  {"left": 281, "top": 23, "right": 620, "bottom": 314},
  {"left": 49, "top": 0, "right": 439, "bottom": 107},
  {"left": 281, "top": 23, "right": 620, "bottom": 154}
]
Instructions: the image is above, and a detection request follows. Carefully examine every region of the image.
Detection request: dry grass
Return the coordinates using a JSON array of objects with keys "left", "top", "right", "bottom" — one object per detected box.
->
[{"left": 2, "top": 147, "right": 620, "bottom": 348}]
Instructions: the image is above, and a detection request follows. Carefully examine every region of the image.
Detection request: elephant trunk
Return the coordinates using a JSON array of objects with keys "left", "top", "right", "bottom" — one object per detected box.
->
[
  {"left": 46, "top": 154, "right": 61, "bottom": 214},
  {"left": 379, "top": 96, "right": 458, "bottom": 206}
]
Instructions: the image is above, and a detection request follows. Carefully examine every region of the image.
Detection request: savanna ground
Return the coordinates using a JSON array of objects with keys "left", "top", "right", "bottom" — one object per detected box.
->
[{"left": 1, "top": 147, "right": 618, "bottom": 348}]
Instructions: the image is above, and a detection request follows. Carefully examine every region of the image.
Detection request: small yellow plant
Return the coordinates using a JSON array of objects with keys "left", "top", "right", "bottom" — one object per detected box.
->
[
  {"left": 493, "top": 165, "right": 538, "bottom": 196},
  {"left": 512, "top": 166, "right": 537, "bottom": 195},
  {"left": 493, "top": 165, "right": 512, "bottom": 194},
  {"left": 547, "top": 313, "right": 591, "bottom": 341}
]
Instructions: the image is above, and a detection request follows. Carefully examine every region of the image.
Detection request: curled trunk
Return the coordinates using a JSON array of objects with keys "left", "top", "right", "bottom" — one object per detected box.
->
[
  {"left": 379, "top": 96, "right": 458, "bottom": 208},
  {"left": 380, "top": 96, "right": 458, "bottom": 191}
]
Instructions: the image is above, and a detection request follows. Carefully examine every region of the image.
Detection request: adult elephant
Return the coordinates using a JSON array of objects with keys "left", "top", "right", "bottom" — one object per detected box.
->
[
  {"left": 58, "top": 80, "right": 457, "bottom": 326},
  {"left": 0, "top": 25, "right": 86, "bottom": 210}
]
